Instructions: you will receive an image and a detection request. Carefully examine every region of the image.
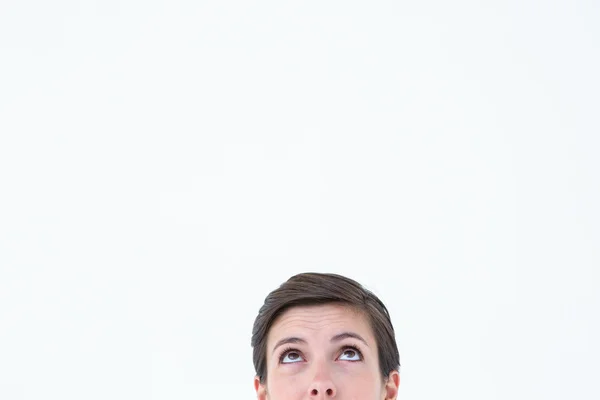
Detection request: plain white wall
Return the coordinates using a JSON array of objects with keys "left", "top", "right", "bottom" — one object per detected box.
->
[{"left": 1, "top": 1, "right": 598, "bottom": 399}]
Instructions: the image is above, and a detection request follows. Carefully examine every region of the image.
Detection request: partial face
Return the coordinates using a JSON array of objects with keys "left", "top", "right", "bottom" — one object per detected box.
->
[{"left": 254, "top": 304, "right": 399, "bottom": 399}]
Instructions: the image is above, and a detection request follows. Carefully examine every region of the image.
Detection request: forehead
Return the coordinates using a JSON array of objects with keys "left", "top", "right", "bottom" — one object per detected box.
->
[{"left": 267, "top": 303, "right": 375, "bottom": 347}]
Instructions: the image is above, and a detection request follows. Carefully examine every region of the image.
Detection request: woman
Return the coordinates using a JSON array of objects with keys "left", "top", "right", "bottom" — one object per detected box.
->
[{"left": 251, "top": 272, "right": 401, "bottom": 399}]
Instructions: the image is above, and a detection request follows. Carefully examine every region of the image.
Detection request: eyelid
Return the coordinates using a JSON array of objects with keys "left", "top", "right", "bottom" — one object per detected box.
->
[
  {"left": 337, "top": 344, "right": 364, "bottom": 360},
  {"left": 278, "top": 347, "right": 304, "bottom": 364}
]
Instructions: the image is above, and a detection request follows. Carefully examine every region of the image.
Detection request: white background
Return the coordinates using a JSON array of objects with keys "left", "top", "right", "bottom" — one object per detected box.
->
[{"left": 1, "top": 1, "right": 598, "bottom": 399}]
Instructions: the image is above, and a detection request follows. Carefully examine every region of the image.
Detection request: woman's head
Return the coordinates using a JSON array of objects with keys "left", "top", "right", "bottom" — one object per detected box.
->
[{"left": 251, "top": 272, "right": 401, "bottom": 399}]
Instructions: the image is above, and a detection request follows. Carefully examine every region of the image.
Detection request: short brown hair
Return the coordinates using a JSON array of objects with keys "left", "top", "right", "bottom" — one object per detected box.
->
[{"left": 251, "top": 272, "right": 400, "bottom": 383}]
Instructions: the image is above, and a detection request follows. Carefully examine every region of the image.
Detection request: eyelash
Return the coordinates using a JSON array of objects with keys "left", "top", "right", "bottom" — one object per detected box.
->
[
  {"left": 278, "top": 346, "right": 298, "bottom": 363},
  {"left": 278, "top": 345, "right": 364, "bottom": 363}
]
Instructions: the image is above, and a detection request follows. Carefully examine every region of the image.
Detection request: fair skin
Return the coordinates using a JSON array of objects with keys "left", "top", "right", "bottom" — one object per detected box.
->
[{"left": 254, "top": 303, "right": 400, "bottom": 399}]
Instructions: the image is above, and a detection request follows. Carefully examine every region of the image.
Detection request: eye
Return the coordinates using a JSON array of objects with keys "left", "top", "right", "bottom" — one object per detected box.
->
[
  {"left": 280, "top": 349, "right": 305, "bottom": 364},
  {"left": 338, "top": 346, "right": 363, "bottom": 361}
]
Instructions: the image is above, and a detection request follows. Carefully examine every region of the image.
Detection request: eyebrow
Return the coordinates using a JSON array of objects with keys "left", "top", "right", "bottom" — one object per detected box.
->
[
  {"left": 331, "top": 331, "right": 369, "bottom": 347},
  {"left": 272, "top": 337, "right": 307, "bottom": 355},
  {"left": 271, "top": 331, "right": 369, "bottom": 355}
]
